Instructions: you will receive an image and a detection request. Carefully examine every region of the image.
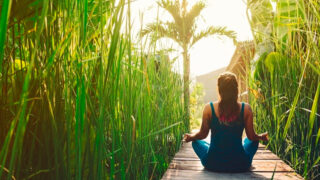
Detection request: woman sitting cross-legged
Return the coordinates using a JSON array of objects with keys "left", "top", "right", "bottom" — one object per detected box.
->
[{"left": 184, "top": 72, "right": 268, "bottom": 172}]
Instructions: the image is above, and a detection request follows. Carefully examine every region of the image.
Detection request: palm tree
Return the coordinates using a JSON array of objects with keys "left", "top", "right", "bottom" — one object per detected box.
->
[{"left": 141, "top": 0, "right": 237, "bottom": 129}]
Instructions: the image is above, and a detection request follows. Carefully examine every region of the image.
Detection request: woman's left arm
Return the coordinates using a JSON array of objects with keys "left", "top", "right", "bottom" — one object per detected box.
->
[{"left": 184, "top": 104, "right": 211, "bottom": 142}]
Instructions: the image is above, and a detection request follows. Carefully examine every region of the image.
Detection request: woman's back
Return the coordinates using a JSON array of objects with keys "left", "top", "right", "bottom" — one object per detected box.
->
[{"left": 205, "top": 102, "right": 251, "bottom": 172}]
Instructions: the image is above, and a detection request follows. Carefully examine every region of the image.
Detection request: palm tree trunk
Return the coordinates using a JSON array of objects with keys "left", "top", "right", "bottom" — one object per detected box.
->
[{"left": 183, "top": 47, "right": 190, "bottom": 131}]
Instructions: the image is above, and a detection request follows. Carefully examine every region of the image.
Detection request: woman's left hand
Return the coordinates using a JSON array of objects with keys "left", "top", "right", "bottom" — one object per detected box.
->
[
  {"left": 183, "top": 133, "right": 194, "bottom": 143},
  {"left": 259, "top": 132, "right": 269, "bottom": 142}
]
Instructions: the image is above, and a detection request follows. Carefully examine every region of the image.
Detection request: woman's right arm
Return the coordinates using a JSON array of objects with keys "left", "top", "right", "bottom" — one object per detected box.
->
[
  {"left": 184, "top": 104, "right": 211, "bottom": 142},
  {"left": 244, "top": 104, "right": 268, "bottom": 142}
]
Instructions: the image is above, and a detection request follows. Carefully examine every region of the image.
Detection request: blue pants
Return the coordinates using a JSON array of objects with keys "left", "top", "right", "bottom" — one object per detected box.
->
[{"left": 192, "top": 137, "right": 259, "bottom": 167}]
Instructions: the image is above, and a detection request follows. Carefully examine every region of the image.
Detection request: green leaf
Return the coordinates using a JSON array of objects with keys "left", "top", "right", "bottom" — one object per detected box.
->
[
  {"left": 0, "top": 0, "right": 12, "bottom": 73},
  {"left": 308, "top": 61, "right": 320, "bottom": 75},
  {"left": 308, "top": 82, "right": 320, "bottom": 139}
]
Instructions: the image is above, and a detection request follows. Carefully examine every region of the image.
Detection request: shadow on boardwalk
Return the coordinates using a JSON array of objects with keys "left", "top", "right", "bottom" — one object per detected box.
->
[{"left": 162, "top": 132, "right": 303, "bottom": 180}]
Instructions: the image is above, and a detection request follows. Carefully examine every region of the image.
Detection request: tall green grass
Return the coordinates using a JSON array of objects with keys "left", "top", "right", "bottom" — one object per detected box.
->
[
  {"left": 0, "top": 0, "right": 186, "bottom": 179},
  {"left": 190, "top": 83, "right": 205, "bottom": 130},
  {"left": 247, "top": 0, "right": 320, "bottom": 179}
]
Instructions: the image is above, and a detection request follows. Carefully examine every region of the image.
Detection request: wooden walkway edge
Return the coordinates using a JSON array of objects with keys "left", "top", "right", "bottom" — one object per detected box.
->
[{"left": 161, "top": 134, "right": 303, "bottom": 180}]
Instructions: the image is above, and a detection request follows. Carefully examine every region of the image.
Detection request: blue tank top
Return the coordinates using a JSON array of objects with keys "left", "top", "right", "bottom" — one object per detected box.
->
[{"left": 204, "top": 102, "right": 251, "bottom": 172}]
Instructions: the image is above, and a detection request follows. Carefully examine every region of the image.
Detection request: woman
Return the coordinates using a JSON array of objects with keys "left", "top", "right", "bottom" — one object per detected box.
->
[{"left": 184, "top": 72, "right": 268, "bottom": 172}]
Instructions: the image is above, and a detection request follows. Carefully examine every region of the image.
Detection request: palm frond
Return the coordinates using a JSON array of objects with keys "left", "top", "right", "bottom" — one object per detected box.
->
[
  {"left": 190, "top": 26, "right": 237, "bottom": 47},
  {"left": 157, "top": 0, "right": 182, "bottom": 27},
  {"left": 140, "top": 22, "right": 182, "bottom": 47},
  {"left": 183, "top": 1, "right": 206, "bottom": 44},
  {"left": 185, "top": 1, "right": 205, "bottom": 24}
]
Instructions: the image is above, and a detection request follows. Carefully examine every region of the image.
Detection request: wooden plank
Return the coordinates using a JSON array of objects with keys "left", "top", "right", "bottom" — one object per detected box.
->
[
  {"left": 162, "top": 131, "right": 303, "bottom": 179},
  {"left": 169, "top": 159, "right": 294, "bottom": 172},
  {"left": 174, "top": 153, "right": 280, "bottom": 160},
  {"left": 174, "top": 152, "right": 279, "bottom": 161},
  {"left": 181, "top": 141, "right": 267, "bottom": 150},
  {"left": 162, "top": 169, "right": 302, "bottom": 180},
  {"left": 177, "top": 148, "right": 271, "bottom": 154},
  {"left": 175, "top": 149, "right": 280, "bottom": 160}
]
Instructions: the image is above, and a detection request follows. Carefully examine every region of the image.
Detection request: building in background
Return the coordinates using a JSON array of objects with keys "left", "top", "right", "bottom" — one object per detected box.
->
[
  {"left": 226, "top": 41, "right": 255, "bottom": 102},
  {"left": 196, "top": 41, "right": 255, "bottom": 103}
]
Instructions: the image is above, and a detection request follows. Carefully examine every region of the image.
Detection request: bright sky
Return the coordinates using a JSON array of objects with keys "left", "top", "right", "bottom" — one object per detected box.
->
[{"left": 130, "top": 0, "right": 253, "bottom": 77}]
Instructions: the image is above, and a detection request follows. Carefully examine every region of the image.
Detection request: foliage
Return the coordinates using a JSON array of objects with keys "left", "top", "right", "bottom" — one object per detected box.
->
[
  {"left": 0, "top": 0, "right": 186, "bottom": 179},
  {"left": 248, "top": 0, "right": 320, "bottom": 178},
  {"left": 190, "top": 83, "right": 205, "bottom": 130}
]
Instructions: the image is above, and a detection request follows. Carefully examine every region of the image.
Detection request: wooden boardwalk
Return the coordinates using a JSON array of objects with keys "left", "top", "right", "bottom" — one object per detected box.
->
[{"left": 162, "top": 134, "right": 303, "bottom": 180}]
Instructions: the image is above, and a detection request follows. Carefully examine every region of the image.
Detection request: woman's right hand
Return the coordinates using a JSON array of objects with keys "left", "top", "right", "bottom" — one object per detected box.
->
[
  {"left": 259, "top": 132, "right": 269, "bottom": 142},
  {"left": 183, "top": 133, "right": 194, "bottom": 143}
]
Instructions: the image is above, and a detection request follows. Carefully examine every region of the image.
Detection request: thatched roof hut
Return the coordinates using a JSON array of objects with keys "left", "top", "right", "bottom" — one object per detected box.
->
[{"left": 226, "top": 41, "right": 255, "bottom": 102}]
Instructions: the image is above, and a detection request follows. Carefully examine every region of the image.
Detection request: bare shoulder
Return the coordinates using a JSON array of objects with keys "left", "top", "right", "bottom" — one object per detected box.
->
[
  {"left": 203, "top": 102, "right": 214, "bottom": 118},
  {"left": 243, "top": 103, "right": 253, "bottom": 117},
  {"left": 203, "top": 103, "right": 212, "bottom": 114},
  {"left": 212, "top": 100, "right": 219, "bottom": 105},
  {"left": 245, "top": 103, "right": 252, "bottom": 111},
  {"left": 211, "top": 101, "right": 219, "bottom": 110},
  {"left": 202, "top": 103, "right": 213, "bottom": 126},
  {"left": 205, "top": 101, "right": 219, "bottom": 111}
]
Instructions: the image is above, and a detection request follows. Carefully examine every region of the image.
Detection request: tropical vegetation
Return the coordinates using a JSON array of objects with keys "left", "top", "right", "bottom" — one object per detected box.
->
[
  {"left": 0, "top": 0, "right": 186, "bottom": 179},
  {"left": 140, "top": 0, "right": 236, "bottom": 127},
  {"left": 1, "top": 0, "right": 320, "bottom": 179},
  {"left": 247, "top": 0, "right": 320, "bottom": 179}
]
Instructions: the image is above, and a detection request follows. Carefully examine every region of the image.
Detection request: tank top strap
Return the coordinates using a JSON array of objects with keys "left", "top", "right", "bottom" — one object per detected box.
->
[
  {"left": 240, "top": 102, "right": 245, "bottom": 120},
  {"left": 210, "top": 102, "right": 218, "bottom": 120}
]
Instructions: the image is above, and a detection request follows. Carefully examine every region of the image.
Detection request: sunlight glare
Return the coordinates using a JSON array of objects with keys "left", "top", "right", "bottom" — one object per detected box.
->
[{"left": 131, "top": 0, "right": 253, "bottom": 77}]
